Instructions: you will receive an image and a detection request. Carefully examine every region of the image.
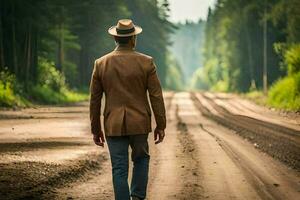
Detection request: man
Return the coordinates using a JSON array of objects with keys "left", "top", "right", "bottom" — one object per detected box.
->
[{"left": 89, "top": 19, "right": 166, "bottom": 200}]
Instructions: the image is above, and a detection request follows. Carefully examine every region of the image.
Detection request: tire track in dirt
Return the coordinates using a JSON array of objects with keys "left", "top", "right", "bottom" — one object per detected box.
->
[
  {"left": 190, "top": 92, "right": 300, "bottom": 200},
  {"left": 148, "top": 92, "right": 204, "bottom": 200},
  {"left": 192, "top": 92, "right": 300, "bottom": 170},
  {"left": 0, "top": 151, "right": 107, "bottom": 200},
  {"left": 178, "top": 92, "right": 261, "bottom": 200},
  {"left": 54, "top": 152, "right": 113, "bottom": 200},
  {"left": 148, "top": 92, "right": 186, "bottom": 200},
  {"left": 175, "top": 103, "right": 203, "bottom": 200},
  {"left": 198, "top": 124, "right": 278, "bottom": 200},
  {"left": 203, "top": 93, "right": 300, "bottom": 140},
  {"left": 197, "top": 121, "right": 300, "bottom": 200}
]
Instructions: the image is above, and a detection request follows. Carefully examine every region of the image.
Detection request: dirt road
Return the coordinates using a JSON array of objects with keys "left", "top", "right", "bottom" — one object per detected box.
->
[{"left": 0, "top": 92, "right": 299, "bottom": 199}]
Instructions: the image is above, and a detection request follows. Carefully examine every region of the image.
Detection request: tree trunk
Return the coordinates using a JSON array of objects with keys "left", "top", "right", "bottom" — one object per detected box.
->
[
  {"left": 79, "top": 43, "right": 88, "bottom": 86},
  {"left": 245, "top": 21, "right": 256, "bottom": 90},
  {"left": 0, "top": 9, "right": 4, "bottom": 69},
  {"left": 12, "top": 3, "right": 18, "bottom": 75},
  {"left": 32, "top": 30, "right": 38, "bottom": 84},
  {"left": 57, "top": 7, "right": 64, "bottom": 72},
  {"left": 25, "top": 25, "right": 31, "bottom": 90},
  {"left": 263, "top": 0, "right": 268, "bottom": 95}
]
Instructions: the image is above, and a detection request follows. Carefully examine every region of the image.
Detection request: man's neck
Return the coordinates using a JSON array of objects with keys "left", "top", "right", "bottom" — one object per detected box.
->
[{"left": 115, "top": 43, "right": 135, "bottom": 51}]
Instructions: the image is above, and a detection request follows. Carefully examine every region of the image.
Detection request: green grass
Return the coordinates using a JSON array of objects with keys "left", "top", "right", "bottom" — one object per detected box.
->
[
  {"left": 267, "top": 72, "right": 300, "bottom": 111},
  {"left": 243, "top": 73, "right": 300, "bottom": 111},
  {"left": 30, "top": 85, "right": 89, "bottom": 105},
  {"left": 0, "top": 80, "right": 29, "bottom": 107},
  {"left": 0, "top": 81, "right": 88, "bottom": 108},
  {"left": 0, "top": 60, "right": 89, "bottom": 108},
  {"left": 244, "top": 90, "right": 267, "bottom": 106}
]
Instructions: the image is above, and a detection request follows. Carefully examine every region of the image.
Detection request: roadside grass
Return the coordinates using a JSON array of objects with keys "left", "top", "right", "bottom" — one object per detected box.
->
[
  {"left": 243, "top": 73, "right": 300, "bottom": 112},
  {"left": 243, "top": 90, "right": 267, "bottom": 106},
  {"left": 267, "top": 73, "right": 300, "bottom": 111},
  {"left": 30, "top": 85, "right": 89, "bottom": 105},
  {"left": 0, "top": 70, "right": 31, "bottom": 108},
  {"left": 0, "top": 81, "right": 89, "bottom": 108},
  {"left": 0, "top": 81, "right": 29, "bottom": 107},
  {"left": 0, "top": 60, "right": 89, "bottom": 108}
]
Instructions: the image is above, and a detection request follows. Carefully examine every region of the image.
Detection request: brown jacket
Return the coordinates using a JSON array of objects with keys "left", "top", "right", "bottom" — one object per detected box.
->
[{"left": 89, "top": 45, "right": 166, "bottom": 136}]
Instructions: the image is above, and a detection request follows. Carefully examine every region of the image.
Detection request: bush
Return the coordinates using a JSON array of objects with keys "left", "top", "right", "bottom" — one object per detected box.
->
[
  {"left": 285, "top": 44, "right": 300, "bottom": 75},
  {"left": 211, "top": 80, "right": 229, "bottom": 92},
  {"left": 0, "top": 69, "right": 26, "bottom": 107},
  {"left": 268, "top": 72, "right": 300, "bottom": 110},
  {"left": 30, "top": 58, "right": 88, "bottom": 104},
  {"left": 37, "top": 57, "right": 66, "bottom": 91},
  {"left": 244, "top": 90, "right": 267, "bottom": 106},
  {"left": 30, "top": 85, "right": 88, "bottom": 104},
  {"left": 63, "top": 61, "right": 78, "bottom": 87},
  {"left": 0, "top": 80, "right": 16, "bottom": 107},
  {"left": 0, "top": 59, "right": 88, "bottom": 107}
]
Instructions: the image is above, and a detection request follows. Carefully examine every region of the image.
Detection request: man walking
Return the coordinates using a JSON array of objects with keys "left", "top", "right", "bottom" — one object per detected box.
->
[{"left": 89, "top": 19, "right": 166, "bottom": 200}]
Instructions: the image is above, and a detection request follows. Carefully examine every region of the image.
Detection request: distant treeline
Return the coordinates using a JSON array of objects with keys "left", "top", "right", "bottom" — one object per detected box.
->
[
  {"left": 193, "top": 0, "right": 300, "bottom": 109},
  {"left": 0, "top": 0, "right": 173, "bottom": 106},
  {"left": 168, "top": 20, "right": 206, "bottom": 89},
  {"left": 197, "top": 0, "right": 300, "bottom": 92}
]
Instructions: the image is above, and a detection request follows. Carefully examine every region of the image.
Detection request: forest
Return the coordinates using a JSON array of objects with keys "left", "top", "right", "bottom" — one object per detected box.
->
[
  {"left": 196, "top": 0, "right": 300, "bottom": 110},
  {"left": 0, "top": 0, "right": 299, "bottom": 110},
  {"left": 0, "top": 0, "right": 173, "bottom": 106}
]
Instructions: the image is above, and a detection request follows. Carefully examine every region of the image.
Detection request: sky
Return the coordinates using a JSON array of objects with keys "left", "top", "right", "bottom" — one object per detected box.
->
[{"left": 168, "top": 0, "right": 216, "bottom": 23}]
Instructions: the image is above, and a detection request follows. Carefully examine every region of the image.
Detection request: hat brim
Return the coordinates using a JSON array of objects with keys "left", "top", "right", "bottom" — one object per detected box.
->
[{"left": 108, "top": 25, "right": 142, "bottom": 37}]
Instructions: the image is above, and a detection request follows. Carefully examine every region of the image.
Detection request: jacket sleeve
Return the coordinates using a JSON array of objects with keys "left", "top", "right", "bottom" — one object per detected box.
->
[
  {"left": 89, "top": 60, "right": 103, "bottom": 135},
  {"left": 147, "top": 58, "right": 166, "bottom": 130}
]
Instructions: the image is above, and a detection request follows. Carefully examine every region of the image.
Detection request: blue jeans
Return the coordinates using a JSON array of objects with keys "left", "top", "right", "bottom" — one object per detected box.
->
[{"left": 106, "top": 134, "right": 150, "bottom": 200}]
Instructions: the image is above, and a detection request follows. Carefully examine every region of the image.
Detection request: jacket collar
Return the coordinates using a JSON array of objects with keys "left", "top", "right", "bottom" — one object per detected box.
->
[{"left": 114, "top": 44, "right": 135, "bottom": 51}]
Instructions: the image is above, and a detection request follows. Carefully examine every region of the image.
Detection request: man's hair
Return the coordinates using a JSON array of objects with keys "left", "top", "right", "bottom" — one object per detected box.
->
[{"left": 114, "top": 36, "right": 133, "bottom": 44}]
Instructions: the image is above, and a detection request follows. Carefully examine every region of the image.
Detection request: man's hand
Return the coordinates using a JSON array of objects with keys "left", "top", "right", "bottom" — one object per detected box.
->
[
  {"left": 93, "top": 131, "right": 105, "bottom": 147},
  {"left": 154, "top": 128, "right": 165, "bottom": 144}
]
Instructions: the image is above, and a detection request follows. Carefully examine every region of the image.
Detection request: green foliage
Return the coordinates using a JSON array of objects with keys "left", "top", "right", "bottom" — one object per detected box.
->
[
  {"left": 0, "top": 69, "right": 16, "bottom": 90},
  {"left": 63, "top": 61, "right": 78, "bottom": 87},
  {"left": 37, "top": 58, "right": 66, "bottom": 91},
  {"left": 62, "top": 88, "right": 88, "bottom": 102},
  {"left": 127, "top": 0, "right": 174, "bottom": 87},
  {"left": 244, "top": 90, "right": 267, "bottom": 106},
  {"left": 190, "top": 68, "right": 209, "bottom": 90},
  {"left": 31, "top": 85, "right": 88, "bottom": 104},
  {"left": 165, "top": 55, "right": 184, "bottom": 91},
  {"left": 169, "top": 20, "right": 206, "bottom": 85},
  {"left": 0, "top": 79, "right": 16, "bottom": 107},
  {"left": 284, "top": 44, "right": 300, "bottom": 75},
  {"left": 268, "top": 72, "right": 300, "bottom": 110},
  {"left": 270, "top": 0, "right": 300, "bottom": 43},
  {"left": 267, "top": 42, "right": 300, "bottom": 110},
  {"left": 0, "top": 0, "right": 173, "bottom": 98},
  {"left": 30, "top": 58, "right": 88, "bottom": 104},
  {"left": 201, "top": 0, "right": 289, "bottom": 92},
  {"left": 211, "top": 80, "right": 229, "bottom": 92},
  {"left": 196, "top": 0, "right": 299, "bottom": 110},
  {"left": 0, "top": 70, "right": 27, "bottom": 107},
  {"left": 0, "top": 66, "right": 87, "bottom": 107},
  {"left": 246, "top": 90, "right": 265, "bottom": 100}
]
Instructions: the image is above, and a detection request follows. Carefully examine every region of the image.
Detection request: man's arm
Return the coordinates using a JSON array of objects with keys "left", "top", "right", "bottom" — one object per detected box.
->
[
  {"left": 147, "top": 58, "right": 166, "bottom": 144},
  {"left": 89, "top": 60, "right": 105, "bottom": 146}
]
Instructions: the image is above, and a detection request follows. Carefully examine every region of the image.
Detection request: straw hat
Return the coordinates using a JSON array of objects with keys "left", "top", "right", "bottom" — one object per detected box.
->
[{"left": 108, "top": 19, "right": 142, "bottom": 37}]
